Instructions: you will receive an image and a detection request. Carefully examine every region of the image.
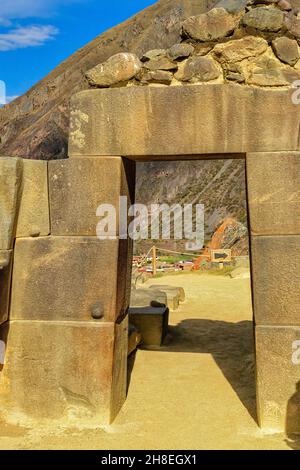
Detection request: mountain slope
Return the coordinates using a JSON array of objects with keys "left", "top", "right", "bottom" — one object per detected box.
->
[
  {"left": 0, "top": 0, "right": 248, "bottom": 251},
  {"left": 0, "top": 0, "right": 212, "bottom": 159}
]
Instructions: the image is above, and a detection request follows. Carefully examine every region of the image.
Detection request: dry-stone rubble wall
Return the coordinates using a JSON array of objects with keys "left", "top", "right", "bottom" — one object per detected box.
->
[{"left": 85, "top": 3, "right": 300, "bottom": 88}]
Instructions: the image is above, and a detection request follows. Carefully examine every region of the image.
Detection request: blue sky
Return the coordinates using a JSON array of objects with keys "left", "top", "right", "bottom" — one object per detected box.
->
[{"left": 0, "top": 0, "right": 156, "bottom": 103}]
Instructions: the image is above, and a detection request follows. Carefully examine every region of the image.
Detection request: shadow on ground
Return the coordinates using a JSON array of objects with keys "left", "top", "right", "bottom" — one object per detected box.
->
[{"left": 137, "top": 318, "right": 257, "bottom": 424}]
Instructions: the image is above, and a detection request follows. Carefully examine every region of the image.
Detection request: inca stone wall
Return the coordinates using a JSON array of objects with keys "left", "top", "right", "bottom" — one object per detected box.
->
[
  {"left": 0, "top": 156, "right": 134, "bottom": 424},
  {"left": 67, "top": 0, "right": 300, "bottom": 429},
  {"left": 0, "top": 1, "right": 300, "bottom": 433},
  {"left": 247, "top": 151, "right": 300, "bottom": 432}
]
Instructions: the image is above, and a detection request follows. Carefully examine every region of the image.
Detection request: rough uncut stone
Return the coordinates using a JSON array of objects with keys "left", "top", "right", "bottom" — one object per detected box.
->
[
  {"left": 49, "top": 157, "right": 135, "bottom": 236},
  {"left": 10, "top": 237, "right": 132, "bottom": 322},
  {"left": 242, "top": 7, "right": 284, "bottom": 32},
  {"left": 85, "top": 53, "right": 142, "bottom": 87},
  {"left": 141, "top": 49, "right": 166, "bottom": 61},
  {"left": 272, "top": 37, "right": 300, "bottom": 65},
  {"left": 0, "top": 259, "right": 12, "bottom": 325},
  {"left": 129, "top": 306, "right": 169, "bottom": 347},
  {"left": 144, "top": 57, "right": 177, "bottom": 71},
  {"left": 256, "top": 325, "right": 300, "bottom": 433},
  {"left": 167, "top": 43, "right": 194, "bottom": 60},
  {"left": 222, "top": 60, "right": 244, "bottom": 75},
  {"left": 278, "top": 0, "right": 292, "bottom": 10},
  {"left": 16, "top": 159, "right": 50, "bottom": 238},
  {"left": 247, "top": 152, "right": 300, "bottom": 235},
  {"left": 0, "top": 157, "right": 23, "bottom": 250},
  {"left": 226, "top": 71, "right": 245, "bottom": 82},
  {"left": 193, "top": 43, "right": 214, "bottom": 56},
  {"left": 137, "top": 69, "right": 173, "bottom": 84},
  {"left": 69, "top": 85, "right": 300, "bottom": 157},
  {"left": 285, "top": 13, "right": 300, "bottom": 37},
  {"left": 251, "top": 235, "right": 300, "bottom": 325},
  {"left": 213, "top": 36, "right": 268, "bottom": 63},
  {"left": 247, "top": 54, "right": 300, "bottom": 86},
  {"left": 0, "top": 320, "right": 116, "bottom": 422},
  {"left": 182, "top": 8, "right": 237, "bottom": 42},
  {"left": 175, "top": 56, "right": 220, "bottom": 82}
]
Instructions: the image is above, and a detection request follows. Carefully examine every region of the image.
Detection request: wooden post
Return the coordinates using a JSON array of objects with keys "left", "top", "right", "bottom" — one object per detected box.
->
[{"left": 152, "top": 246, "right": 157, "bottom": 276}]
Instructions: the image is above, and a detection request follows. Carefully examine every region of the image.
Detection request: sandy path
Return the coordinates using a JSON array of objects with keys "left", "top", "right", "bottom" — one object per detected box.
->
[{"left": 0, "top": 273, "right": 295, "bottom": 449}]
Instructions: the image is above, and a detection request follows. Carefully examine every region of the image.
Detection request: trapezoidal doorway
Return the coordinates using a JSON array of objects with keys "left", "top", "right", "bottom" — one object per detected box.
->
[
  {"left": 67, "top": 83, "right": 300, "bottom": 434},
  {"left": 1, "top": 83, "right": 299, "bottom": 437}
]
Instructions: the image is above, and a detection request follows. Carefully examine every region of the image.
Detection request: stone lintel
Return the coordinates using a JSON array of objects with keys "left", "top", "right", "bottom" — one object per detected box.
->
[{"left": 68, "top": 85, "right": 300, "bottom": 158}]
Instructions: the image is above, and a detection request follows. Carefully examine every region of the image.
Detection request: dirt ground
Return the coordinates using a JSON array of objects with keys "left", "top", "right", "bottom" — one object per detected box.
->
[{"left": 0, "top": 272, "right": 297, "bottom": 450}]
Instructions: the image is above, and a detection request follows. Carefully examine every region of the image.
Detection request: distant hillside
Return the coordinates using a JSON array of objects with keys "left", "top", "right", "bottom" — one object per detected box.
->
[
  {"left": 0, "top": 0, "right": 212, "bottom": 159},
  {"left": 135, "top": 159, "right": 248, "bottom": 254}
]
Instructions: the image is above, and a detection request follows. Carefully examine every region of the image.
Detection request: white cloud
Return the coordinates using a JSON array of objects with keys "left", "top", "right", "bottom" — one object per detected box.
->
[
  {"left": 0, "top": 1, "right": 88, "bottom": 51},
  {"left": 0, "top": 24, "right": 58, "bottom": 51},
  {"left": 6, "top": 95, "right": 19, "bottom": 103},
  {"left": 0, "top": 96, "right": 19, "bottom": 108}
]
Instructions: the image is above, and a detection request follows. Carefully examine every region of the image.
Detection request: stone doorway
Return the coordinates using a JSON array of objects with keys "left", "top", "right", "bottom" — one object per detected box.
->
[
  {"left": 128, "top": 156, "right": 256, "bottom": 425},
  {"left": 0, "top": 83, "right": 299, "bottom": 435}
]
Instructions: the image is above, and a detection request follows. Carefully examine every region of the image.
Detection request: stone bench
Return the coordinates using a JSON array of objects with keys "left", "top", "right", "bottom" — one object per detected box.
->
[
  {"left": 148, "top": 285, "right": 185, "bottom": 302},
  {"left": 129, "top": 306, "right": 169, "bottom": 348},
  {"left": 131, "top": 287, "right": 179, "bottom": 311},
  {"left": 130, "top": 288, "right": 167, "bottom": 308}
]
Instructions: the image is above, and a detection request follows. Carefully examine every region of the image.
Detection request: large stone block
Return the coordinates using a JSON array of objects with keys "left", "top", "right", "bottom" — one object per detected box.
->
[
  {"left": 49, "top": 157, "right": 135, "bottom": 236},
  {"left": 68, "top": 85, "right": 300, "bottom": 158},
  {"left": 0, "top": 259, "right": 12, "bottom": 325},
  {"left": 16, "top": 159, "right": 50, "bottom": 238},
  {"left": 247, "top": 152, "right": 300, "bottom": 235},
  {"left": 10, "top": 236, "right": 132, "bottom": 322},
  {"left": 251, "top": 235, "right": 300, "bottom": 325},
  {"left": 0, "top": 157, "right": 23, "bottom": 250},
  {"left": 0, "top": 320, "right": 116, "bottom": 423},
  {"left": 256, "top": 325, "right": 300, "bottom": 434}
]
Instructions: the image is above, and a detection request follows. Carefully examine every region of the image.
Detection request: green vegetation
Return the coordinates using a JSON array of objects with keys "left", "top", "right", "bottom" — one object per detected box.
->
[{"left": 159, "top": 255, "right": 194, "bottom": 264}]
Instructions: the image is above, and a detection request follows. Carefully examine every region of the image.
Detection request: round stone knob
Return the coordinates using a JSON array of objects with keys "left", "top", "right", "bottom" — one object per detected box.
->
[{"left": 91, "top": 302, "right": 104, "bottom": 320}]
